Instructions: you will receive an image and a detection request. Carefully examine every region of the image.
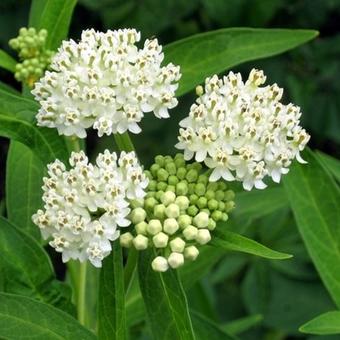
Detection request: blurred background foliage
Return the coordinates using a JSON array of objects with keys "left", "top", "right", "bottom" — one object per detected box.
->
[{"left": 0, "top": 0, "right": 339, "bottom": 339}]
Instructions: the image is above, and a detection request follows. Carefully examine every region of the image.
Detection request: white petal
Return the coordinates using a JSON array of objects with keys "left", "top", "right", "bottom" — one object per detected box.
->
[{"left": 209, "top": 168, "right": 221, "bottom": 182}]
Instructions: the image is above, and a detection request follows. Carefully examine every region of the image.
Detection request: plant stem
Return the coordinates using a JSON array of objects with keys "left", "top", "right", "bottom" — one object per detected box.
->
[
  {"left": 114, "top": 132, "right": 135, "bottom": 152},
  {"left": 77, "top": 261, "right": 88, "bottom": 326},
  {"left": 124, "top": 248, "right": 138, "bottom": 295}
]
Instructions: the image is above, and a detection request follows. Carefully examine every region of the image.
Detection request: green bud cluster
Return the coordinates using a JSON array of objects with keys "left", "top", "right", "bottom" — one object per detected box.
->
[
  {"left": 9, "top": 27, "right": 55, "bottom": 87},
  {"left": 120, "top": 154, "right": 235, "bottom": 272}
]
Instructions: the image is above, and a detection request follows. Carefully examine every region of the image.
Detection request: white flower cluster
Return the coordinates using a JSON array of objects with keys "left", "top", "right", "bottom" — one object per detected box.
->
[
  {"left": 176, "top": 69, "right": 310, "bottom": 190},
  {"left": 32, "top": 28, "right": 181, "bottom": 138},
  {"left": 32, "top": 150, "right": 148, "bottom": 267}
]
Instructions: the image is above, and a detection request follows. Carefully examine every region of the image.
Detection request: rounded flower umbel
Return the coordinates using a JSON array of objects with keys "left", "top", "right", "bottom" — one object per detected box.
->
[
  {"left": 32, "top": 150, "right": 148, "bottom": 267},
  {"left": 176, "top": 69, "right": 310, "bottom": 190},
  {"left": 119, "top": 154, "right": 235, "bottom": 272},
  {"left": 32, "top": 28, "right": 181, "bottom": 138}
]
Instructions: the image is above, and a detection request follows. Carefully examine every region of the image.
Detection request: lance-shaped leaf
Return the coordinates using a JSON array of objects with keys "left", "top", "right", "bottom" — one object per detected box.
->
[
  {"left": 284, "top": 149, "right": 340, "bottom": 307},
  {"left": 0, "top": 49, "right": 16, "bottom": 73},
  {"left": 138, "top": 249, "right": 195, "bottom": 340},
  {"left": 164, "top": 28, "right": 318, "bottom": 96},
  {"left": 300, "top": 311, "right": 340, "bottom": 335},
  {"left": 0, "top": 293, "right": 95, "bottom": 339},
  {"left": 317, "top": 151, "right": 340, "bottom": 183}
]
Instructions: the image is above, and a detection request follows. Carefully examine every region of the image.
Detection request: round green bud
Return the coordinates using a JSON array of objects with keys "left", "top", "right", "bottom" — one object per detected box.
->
[
  {"left": 130, "top": 199, "right": 144, "bottom": 209},
  {"left": 222, "top": 213, "right": 229, "bottom": 222},
  {"left": 145, "top": 197, "right": 158, "bottom": 211},
  {"left": 168, "top": 175, "right": 179, "bottom": 186},
  {"left": 155, "top": 155, "right": 165, "bottom": 167},
  {"left": 208, "top": 199, "right": 219, "bottom": 211},
  {"left": 157, "top": 168, "right": 169, "bottom": 182},
  {"left": 218, "top": 181, "right": 227, "bottom": 190},
  {"left": 187, "top": 205, "right": 199, "bottom": 217},
  {"left": 224, "top": 190, "right": 235, "bottom": 201},
  {"left": 165, "top": 162, "right": 177, "bottom": 175},
  {"left": 155, "top": 190, "right": 164, "bottom": 201},
  {"left": 131, "top": 207, "right": 146, "bottom": 224},
  {"left": 193, "top": 211, "right": 209, "bottom": 229},
  {"left": 207, "top": 182, "right": 219, "bottom": 191},
  {"left": 163, "top": 218, "right": 179, "bottom": 235},
  {"left": 153, "top": 232, "right": 169, "bottom": 248},
  {"left": 161, "top": 191, "right": 176, "bottom": 206},
  {"left": 168, "top": 252, "right": 184, "bottom": 269},
  {"left": 184, "top": 246, "right": 199, "bottom": 261},
  {"left": 196, "top": 229, "right": 211, "bottom": 245},
  {"left": 170, "top": 237, "right": 186, "bottom": 253},
  {"left": 152, "top": 256, "right": 169, "bottom": 272},
  {"left": 19, "top": 27, "right": 28, "bottom": 35},
  {"left": 157, "top": 181, "right": 167, "bottom": 191},
  {"left": 207, "top": 218, "right": 216, "bottom": 231},
  {"left": 192, "top": 162, "right": 202, "bottom": 171},
  {"left": 28, "top": 27, "right": 36, "bottom": 35},
  {"left": 144, "top": 170, "right": 152, "bottom": 180},
  {"left": 175, "top": 196, "right": 190, "bottom": 211},
  {"left": 147, "top": 219, "right": 162, "bottom": 235},
  {"left": 188, "top": 183, "right": 195, "bottom": 194},
  {"left": 186, "top": 169, "right": 198, "bottom": 183},
  {"left": 178, "top": 214, "right": 192, "bottom": 229},
  {"left": 164, "top": 155, "right": 173, "bottom": 163},
  {"left": 135, "top": 221, "right": 148, "bottom": 235},
  {"left": 120, "top": 232, "right": 133, "bottom": 248},
  {"left": 154, "top": 204, "right": 166, "bottom": 219},
  {"left": 176, "top": 182, "right": 188, "bottom": 195},
  {"left": 133, "top": 234, "right": 149, "bottom": 250},
  {"left": 189, "top": 194, "right": 198, "bottom": 205},
  {"left": 225, "top": 201, "right": 235, "bottom": 212},
  {"left": 215, "top": 190, "right": 225, "bottom": 201},
  {"left": 195, "top": 183, "right": 206, "bottom": 196},
  {"left": 211, "top": 210, "right": 223, "bottom": 221},
  {"left": 150, "top": 163, "right": 160, "bottom": 176},
  {"left": 197, "top": 197, "right": 207, "bottom": 209},
  {"left": 146, "top": 191, "right": 156, "bottom": 199},
  {"left": 177, "top": 167, "right": 187, "bottom": 180},
  {"left": 205, "top": 189, "right": 215, "bottom": 200},
  {"left": 218, "top": 202, "right": 225, "bottom": 211},
  {"left": 175, "top": 153, "right": 184, "bottom": 161},
  {"left": 174, "top": 157, "right": 185, "bottom": 168},
  {"left": 166, "top": 185, "right": 176, "bottom": 193},
  {"left": 148, "top": 180, "right": 157, "bottom": 191},
  {"left": 198, "top": 174, "right": 208, "bottom": 184},
  {"left": 182, "top": 225, "right": 198, "bottom": 240},
  {"left": 165, "top": 203, "right": 180, "bottom": 218}
]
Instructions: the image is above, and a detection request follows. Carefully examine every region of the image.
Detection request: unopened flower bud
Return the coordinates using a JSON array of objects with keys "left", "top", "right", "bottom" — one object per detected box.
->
[
  {"left": 215, "top": 190, "right": 225, "bottom": 201},
  {"left": 193, "top": 211, "right": 209, "bottom": 228},
  {"left": 147, "top": 219, "right": 162, "bottom": 235},
  {"left": 178, "top": 214, "right": 192, "bottom": 229},
  {"left": 168, "top": 175, "right": 179, "bottom": 185},
  {"left": 222, "top": 213, "right": 229, "bottom": 221},
  {"left": 175, "top": 196, "right": 190, "bottom": 211},
  {"left": 176, "top": 181, "right": 188, "bottom": 195},
  {"left": 176, "top": 167, "right": 187, "bottom": 180},
  {"left": 135, "top": 221, "right": 148, "bottom": 235},
  {"left": 205, "top": 190, "right": 215, "bottom": 200},
  {"left": 150, "top": 163, "right": 160, "bottom": 176},
  {"left": 163, "top": 218, "right": 179, "bottom": 235},
  {"left": 184, "top": 246, "right": 199, "bottom": 261},
  {"left": 207, "top": 218, "right": 216, "bottom": 230},
  {"left": 194, "top": 183, "right": 206, "bottom": 196},
  {"left": 165, "top": 203, "right": 180, "bottom": 218},
  {"left": 154, "top": 203, "right": 166, "bottom": 219},
  {"left": 208, "top": 199, "right": 219, "bottom": 211},
  {"left": 197, "top": 197, "right": 207, "bottom": 209},
  {"left": 211, "top": 210, "right": 223, "bottom": 221},
  {"left": 120, "top": 232, "right": 133, "bottom": 248},
  {"left": 196, "top": 85, "right": 204, "bottom": 96},
  {"left": 187, "top": 205, "right": 199, "bottom": 217},
  {"left": 155, "top": 155, "right": 165, "bottom": 167},
  {"left": 131, "top": 207, "right": 146, "bottom": 224},
  {"left": 224, "top": 190, "right": 235, "bottom": 201},
  {"left": 166, "top": 185, "right": 175, "bottom": 192},
  {"left": 161, "top": 191, "right": 176, "bottom": 206},
  {"left": 157, "top": 181, "right": 167, "bottom": 191},
  {"left": 182, "top": 225, "right": 198, "bottom": 240},
  {"left": 186, "top": 169, "right": 198, "bottom": 183},
  {"left": 196, "top": 229, "right": 211, "bottom": 245},
  {"left": 153, "top": 232, "right": 169, "bottom": 248},
  {"left": 152, "top": 256, "right": 169, "bottom": 272},
  {"left": 225, "top": 201, "right": 235, "bottom": 212},
  {"left": 145, "top": 197, "right": 158, "bottom": 210},
  {"left": 168, "top": 252, "right": 184, "bottom": 268},
  {"left": 133, "top": 234, "right": 149, "bottom": 250},
  {"left": 165, "top": 162, "right": 177, "bottom": 175},
  {"left": 170, "top": 237, "right": 186, "bottom": 252},
  {"left": 130, "top": 199, "right": 144, "bottom": 209},
  {"left": 157, "top": 168, "right": 169, "bottom": 181}
]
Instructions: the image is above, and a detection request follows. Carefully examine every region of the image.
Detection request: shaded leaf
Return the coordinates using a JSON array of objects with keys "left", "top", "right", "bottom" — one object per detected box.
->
[
  {"left": 0, "top": 49, "right": 16, "bottom": 73},
  {"left": 317, "top": 151, "right": 340, "bottom": 183},
  {"left": 222, "top": 314, "right": 263, "bottom": 335},
  {"left": 300, "top": 311, "right": 340, "bottom": 335}
]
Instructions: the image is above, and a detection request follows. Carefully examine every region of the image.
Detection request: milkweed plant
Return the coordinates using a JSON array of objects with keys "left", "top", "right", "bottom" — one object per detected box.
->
[{"left": 1, "top": 2, "right": 339, "bottom": 339}]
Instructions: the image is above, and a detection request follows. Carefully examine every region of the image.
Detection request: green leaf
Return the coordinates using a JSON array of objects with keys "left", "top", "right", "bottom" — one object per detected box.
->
[
  {"left": 222, "top": 314, "right": 263, "bottom": 335},
  {"left": 300, "top": 311, "right": 340, "bottom": 335},
  {"left": 317, "top": 151, "right": 340, "bottom": 183},
  {"left": 6, "top": 142, "right": 44, "bottom": 240},
  {"left": 0, "top": 293, "right": 95, "bottom": 339},
  {"left": 138, "top": 249, "right": 196, "bottom": 340},
  {"left": 284, "top": 149, "right": 340, "bottom": 308},
  {"left": 29, "top": 0, "right": 77, "bottom": 50},
  {"left": 0, "top": 217, "right": 74, "bottom": 314},
  {"left": 164, "top": 28, "right": 318, "bottom": 96},
  {"left": 0, "top": 49, "right": 16, "bottom": 73},
  {"left": 211, "top": 229, "right": 292, "bottom": 260},
  {"left": 98, "top": 242, "right": 126, "bottom": 340}
]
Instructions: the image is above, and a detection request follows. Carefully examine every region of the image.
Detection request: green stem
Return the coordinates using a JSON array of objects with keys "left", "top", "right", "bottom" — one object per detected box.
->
[
  {"left": 124, "top": 248, "right": 138, "bottom": 295},
  {"left": 66, "top": 136, "right": 81, "bottom": 152},
  {"left": 114, "top": 132, "right": 135, "bottom": 152},
  {"left": 77, "top": 261, "right": 88, "bottom": 326}
]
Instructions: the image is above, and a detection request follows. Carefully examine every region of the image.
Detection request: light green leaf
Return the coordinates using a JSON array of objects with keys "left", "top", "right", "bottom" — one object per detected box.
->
[
  {"left": 6, "top": 142, "right": 44, "bottom": 240},
  {"left": 98, "top": 242, "right": 126, "bottom": 340},
  {"left": 317, "top": 151, "right": 340, "bottom": 183},
  {"left": 0, "top": 49, "right": 16, "bottom": 73},
  {"left": 300, "top": 311, "right": 340, "bottom": 335},
  {"left": 284, "top": 149, "right": 340, "bottom": 308},
  {"left": 164, "top": 28, "right": 318, "bottom": 96},
  {"left": 0, "top": 217, "right": 74, "bottom": 314},
  {"left": 29, "top": 0, "right": 77, "bottom": 50},
  {"left": 0, "top": 293, "right": 95, "bottom": 339},
  {"left": 211, "top": 229, "right": 292, "bottom": 260},
  {"left": 138, "top": 249, "right": 195, "bottom": 340},
  {"left": 222, "top": 314, "right": 263, "bottom": 335}
]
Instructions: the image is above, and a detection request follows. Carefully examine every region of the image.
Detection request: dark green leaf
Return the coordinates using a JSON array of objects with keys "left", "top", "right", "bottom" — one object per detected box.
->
[
  {"left": 211, "top": 229, "right": 292, "bottom": 260},
  {"left": 284, "top": 149, "right": 340, "bottom": 307},
  {"left": 222, "top": 314, "right": 263, "bottom": 335},
  {"left": 0, "top": 293, "right": 95, "bottom": 340},
  {"left": 317, "top": 151, "right": 340, "bottom": 183},
  {"left": 6, "top": 142, "right": 44, "bottom": 240},
  {"left": 98, "top": 242, "right": 126, "bottom": 340},
  {"left": 164, "top": 28, "right": 318, "bottom": 96},
  {"left": 138, "top": 249, "right": 195, "bottom": 340},
  {"left": 300, "top": 311, "right": 340, "bottom": 335},
  {"left": 29, "top": 0, "right": 77, "bottom": 50},
  {"left": 0, "top": 217, "right": 74, "bottom": 314},
  {"left": 0, "top": 49, "right": 16, "bottom": 73}
]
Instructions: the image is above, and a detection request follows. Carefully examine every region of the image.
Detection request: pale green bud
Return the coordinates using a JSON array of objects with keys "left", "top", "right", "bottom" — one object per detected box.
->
[
  {"left": 165, "top": 162, "right": 177, "bottom": 175},
  {"left": 207, "top": 182, "right": 218, "bottom": 191},
  {"left": 197, "top": 174, "right": 208, "bottom": 184},
  {"left": 168, "top": 252, "right": 184, "bottom": 269},
  {"left": 188, "top": 183, "right": 195, "bottom": 194},
  {"left": 211, "top": 210, "right": 223, "bottom": 221},
  {"left": 165, "top": 203, "right": 180, "bottom": 218},
  {"left": 207, "top": 218, "right": 216, "bottom": 231},
  {"left": 170, "top": 237, "right": 186, "bottom": 253},
  {"left": 154, "top": 204, "right": 166, "bottom": 219},
  {"left": 161, "top": 191, "right": 176, "bottom": 206},
  {"left": 208, "top": 199, "right": 219, "bottom": 211},
  {"left": 153, "top": 232, "right": 169, "bottom": 248},
  {"left": 218, "top": 201, "right": 225, "bottom": 211},
  {"left": 133, "top": 234, "right": 149, "bottom": 250},
  {"left": 205, "top": 190, "right": 215, "bottom": 200},
  {"left": 120, "top": 232, "right": 133, "bottom": 248},
  {"left": 163, "top": 218, "right": 179, "bottom": 235},
  {"left": 157, "top": 181, "right": 167, "bottom": 191},
  {"left": 130, "top": 199, "right": 144, "bottom": 209},
  {"left": 194, "top": 183, "right": 206, "bottom": 196},
  {"left": 168, "top": 175, "right": 179, "bottom": 186},
  {"left": 150, "top": 163, "right": 160, "bottom": 176},
  {"left": 147, "top": 219, "right": 162, "bottom": 235},
  {"left": 155, "top": 190, "right": 164, "bottom": 201},
  {"left": 166, "top": 185, "right": 176, "bottom": 192},
  {"left": 224, "top": 190, "right": 235, "bottom": 201},
  {"left": 178, "top": 215, "right": 192, "bottom": 229},
  {"left": 175, "top": 196, "right": 190, "bottom": 211},
  {"left": 174, "top": 157, "right": 185, "bottom": 168},
  {"left": 155, "top": 155, "right": 165, "bottom": 167},
  {"left": 189, "top": 194, "right": 198, "bottom": 205},
  {"left": 157, "top": 168, "right": 169, "bottom": 181},
  {"left": 193, "top": 211, "right": 209, "bottom": 228},
  {"left": 184, "top": 246, "right": 199, "bottom": 261},
  {"left": 222, "top": 213, "right": 229, "bottom": 221},
  {"left": 176, "top": 167, "right": 187, "bottom": 180},
  {"left": 152, "top": 256, "right": 169, "bottom": 272},
  {"left": 176, "top": 181, "right": 188, "bottom": 195},
  {"left": 145, "top": 197, "right": 158, "bottom": 211},
  {"left": 196, "top": 229, "right": 211, "bottom": 245},
  {"left": 182, "top": 225, "right": 198, "bottom": 240},
  {"left": 196, "top": 85, "right": 204, "bottom": 96},
  {"left": 215, "top": 190, "right": 225, "bottom": 201},
  {"left": 225, "top": 201, "right": 235, "bottom": 212},
  {"left": 187, "top": 205, "right": 199, "bottom": 217},
  {"left": 131, "top": 207, "right": 146, "bottom": 224},
  {"left": 196, "top": 197, "right": 207, "bottom": 209},
  {"left": 135, "top": 221, "right": 148, "bottom": 235},
  {"left": 186, "top": 169, "right": 198, "bottom": 183},
  {"left": 148, "top": 180, "right": 157, "bottom": 191}
]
